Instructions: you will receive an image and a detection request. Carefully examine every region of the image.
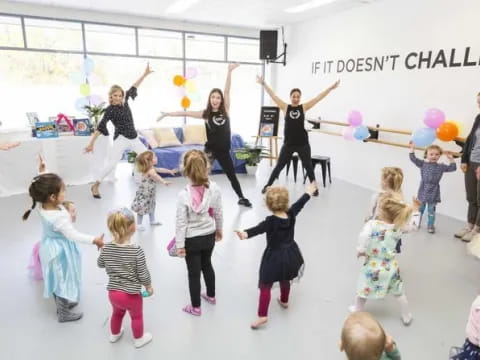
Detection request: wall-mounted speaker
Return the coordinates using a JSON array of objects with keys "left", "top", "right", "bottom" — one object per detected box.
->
[{"left": 259, "top": 30, "right": 278, "bottom": 60}]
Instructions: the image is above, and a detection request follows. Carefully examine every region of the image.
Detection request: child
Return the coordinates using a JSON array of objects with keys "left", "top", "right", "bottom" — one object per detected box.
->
[
  {"left": 23, "top": 173, "right": 104, "bottom": 322},
  {"left": 131, "top": 150, "right": 175, "bottom": 231},
  {"left": 450, "top": 295, "right": 480, "bottom": 360},
  {"left": 175, "top": 150, "right": 223, "bottom": 316},
  {"left": 341, "top": 311, "right": 401, "bottom": 360},
  {"left": 97, "top": 207, "right": 154, "bottom": 348},
  {"left": 409, "top": 142, "right": 456, "bottom": 233},
  {"left": 367, "top": 167, "right": 404, "bottom": 222},
  {"left": 350, "top": 192, "right": 419, "bottom": 326},
  {"left": 235, "top": 183, "right": 317, "bottom": 329}
]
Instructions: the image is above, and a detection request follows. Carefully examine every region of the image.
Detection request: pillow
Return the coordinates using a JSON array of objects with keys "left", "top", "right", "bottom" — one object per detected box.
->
[
  {"left": 183, "top": 124, "right": 207, "bottom": 145},
  {"left": 153, "top": 127, "right": 182, "bottom": 147},
  {"left": 138, "top": 129, "right": 158, "bottom": 149}
]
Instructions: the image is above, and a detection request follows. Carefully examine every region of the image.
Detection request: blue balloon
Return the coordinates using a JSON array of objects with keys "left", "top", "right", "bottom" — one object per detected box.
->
[
  {"left": 411, "top": 127, "right": 436, "bottom": 147},
  {"left": 83, "top": 57, "right": 95, "bottom": 75},
  {"left": 353, "top": 125, "right": 370, "bottom": 140}
]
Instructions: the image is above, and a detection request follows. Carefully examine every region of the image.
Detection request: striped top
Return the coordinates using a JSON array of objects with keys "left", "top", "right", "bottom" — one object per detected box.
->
[{"left": 97, "top": 243, "right": 151, "bottom": 294}]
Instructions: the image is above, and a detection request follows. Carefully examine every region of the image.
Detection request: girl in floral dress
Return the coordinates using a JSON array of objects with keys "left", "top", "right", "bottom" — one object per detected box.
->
[{"left": 350, "top": 192, "right": 419, "bottom": 326}]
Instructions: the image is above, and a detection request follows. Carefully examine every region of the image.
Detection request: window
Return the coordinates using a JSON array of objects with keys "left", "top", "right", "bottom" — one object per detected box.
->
[
  {"left": 185, "top": 33, "right": 224, "bottom": 61},
  {"left": 228, "top": 37, "right": 260, "bottom": 63},
  {"left": 25, "top": 18, "right": 83, "bottom": 51},
  {"left": 0, "top": 16, "right": 23, "bottom": 48},
  {"left": 138, "top": 29, "right": 182, "bottom": 58},
  {"left": 85, "top": 24, "right": 136, "bottom": 55}
]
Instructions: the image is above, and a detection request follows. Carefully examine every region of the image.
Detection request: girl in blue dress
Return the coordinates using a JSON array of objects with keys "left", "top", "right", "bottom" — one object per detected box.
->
[{"left": 23, "top": 173, "right": 104, "bottom": 322}]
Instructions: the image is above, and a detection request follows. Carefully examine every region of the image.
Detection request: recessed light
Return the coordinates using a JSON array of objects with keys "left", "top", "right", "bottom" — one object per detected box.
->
[{"left": 284, "top": 0, "right": 338, "bottom": 13}]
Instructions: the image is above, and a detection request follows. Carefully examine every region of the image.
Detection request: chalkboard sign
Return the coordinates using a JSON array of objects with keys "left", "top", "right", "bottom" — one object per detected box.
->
[{"left": 258, "top": 106, "right": 279, "bottom": 137}]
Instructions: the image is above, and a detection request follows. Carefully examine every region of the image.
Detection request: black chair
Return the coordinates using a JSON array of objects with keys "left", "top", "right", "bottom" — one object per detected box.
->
[{"left": 303, "top": 155, "right": 331, "bottom": 187}]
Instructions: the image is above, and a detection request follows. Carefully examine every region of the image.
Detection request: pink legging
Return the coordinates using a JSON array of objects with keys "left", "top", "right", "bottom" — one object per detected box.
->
[
  {"left": 108, "top": 290, "right": 144, "bottom": 339},
  {"left": 258, "top": 281, "right": 291, "bottom": 317}
]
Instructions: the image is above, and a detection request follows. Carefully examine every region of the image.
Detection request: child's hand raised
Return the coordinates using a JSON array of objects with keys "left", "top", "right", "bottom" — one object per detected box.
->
[
  {"left": 93, "top": 234, "right": 105, "bottom": 250},
  {"left": 235, "top": 230, "right": 248, "bottom": 240},
  {"left": 305, "top": 183, "right": 318, "bottom": 196},
  {"left": 408, "top": 140, "right": 415, "bottom": 152},
  {"left": 38, "top": 154, "right": 46, "bottom": 173}
]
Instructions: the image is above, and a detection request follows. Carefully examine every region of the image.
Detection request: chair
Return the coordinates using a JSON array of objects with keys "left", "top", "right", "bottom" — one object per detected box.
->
[{"left": 303, "top": 155, "right": 331, "bottom": 187}]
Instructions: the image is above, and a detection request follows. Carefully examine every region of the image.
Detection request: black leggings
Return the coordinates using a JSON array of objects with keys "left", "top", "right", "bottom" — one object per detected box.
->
[
  {"left": 206, "top": 147, "right": 245, "bottom": 199},
  {"left": 266, "top": 143, "right": 315, "bottom": 187},
  {"left": 185, "top": 233, "right": 216, "bottom": 308}
]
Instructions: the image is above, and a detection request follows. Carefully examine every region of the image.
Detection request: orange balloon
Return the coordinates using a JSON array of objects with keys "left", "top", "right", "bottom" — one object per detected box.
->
[
  {"left": 436, "top": 121, "right": 459, "bottom": 141},
  {"left": 173, "top": 75, "right": 185, "bottom": 86},
  {"left": 181, "top": 96, "right": 191, "bottom": 108}
]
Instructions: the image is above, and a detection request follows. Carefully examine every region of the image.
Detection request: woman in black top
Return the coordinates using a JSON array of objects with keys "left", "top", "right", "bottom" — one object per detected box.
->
[
  {"left": 84, "top": 63, "right": 154, "bottom": 198},
  {"left": 455, "top": 92, "right": 480, "bottom": 241},
  {"left": 257, "top": 76, "right": 340, "bottom": 196},
  {"left": 158, "top": 63, "right": 251, "bottom": 207}
]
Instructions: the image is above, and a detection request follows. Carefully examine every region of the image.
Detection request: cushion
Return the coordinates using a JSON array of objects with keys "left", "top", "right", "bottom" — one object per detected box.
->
[
  {"left": 182, "top": 124, "right": 207, "bottom": 145},
  {"left": 153, "top": 127, "right": 182, "bottom": 147},
  {"left": 138, "top": 129, "right": 158, "bottom": 148}
]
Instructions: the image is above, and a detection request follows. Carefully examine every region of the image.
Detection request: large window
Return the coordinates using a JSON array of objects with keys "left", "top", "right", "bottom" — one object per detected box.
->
[
  {"left": 228, "top": 37, "right": 260, "bottom": 63},
  {"left": 0, "top": 15, "right": 23, "bottom": 47},
  {"left": 85, "top": 24, "right": 136, "bottom": 55},
  {"left": 138, "top": 29, "right": 182, "bottom": 58},
  {"left": 25, "top": 18, "right": 83, "bottom": 51},
  {"left": 186, "top": 33, "right": 225, "bottom": 60}
]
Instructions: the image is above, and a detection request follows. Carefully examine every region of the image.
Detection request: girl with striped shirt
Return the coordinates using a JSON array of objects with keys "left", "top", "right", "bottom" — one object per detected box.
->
[{"left": 98, "top": 207, "right": 153, "bottom": 348}]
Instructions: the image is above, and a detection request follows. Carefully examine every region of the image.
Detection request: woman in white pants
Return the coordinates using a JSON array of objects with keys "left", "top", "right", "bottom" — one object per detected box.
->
[{"left": 84, "top": 64, "right": 153, "bottom": 198}]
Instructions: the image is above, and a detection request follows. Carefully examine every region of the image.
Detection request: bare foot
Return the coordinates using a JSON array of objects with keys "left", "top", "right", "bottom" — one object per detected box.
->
[
  {"left": 250, "top": 317, "right": 268, "bottom": 330},
  {"left": 277, "top": 298, "right": 289, "bottom": 309}
]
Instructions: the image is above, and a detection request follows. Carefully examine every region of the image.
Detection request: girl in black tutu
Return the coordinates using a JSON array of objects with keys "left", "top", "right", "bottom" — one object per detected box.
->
[{"left": 235, "top": 183, "right": 316, "bottom": 329}]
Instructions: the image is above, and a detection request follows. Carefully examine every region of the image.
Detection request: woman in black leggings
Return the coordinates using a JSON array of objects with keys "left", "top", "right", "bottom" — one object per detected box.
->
[
  {"left": 159, "top": 64, "right": 251, "bottom": 207},
  {"left": 256, "top": 76, "right": 340, "bottom": 196}
]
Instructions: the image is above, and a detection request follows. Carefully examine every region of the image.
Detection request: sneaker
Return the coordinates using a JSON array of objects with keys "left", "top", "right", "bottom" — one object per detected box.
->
[
  {"left": 238, "top": 198, "right": 252, "bottom": 207},
  {"left": 401, "top": 314, "right": 413, "bottom": 326},
  {"left": 201, "top": 293, "right": 216, "bottom": 305},
  {"left": 462, "top": 230, "right": 477, "bottom": 243},
  {"left": 110, "top": 328, "right": 124, "bottom": 343},
  {"left": 455, "top": 227, "right": 473, "bottom": 238},
  {"left": 134, "top": 332, "right": 153, "bottom": 348},
  {"left": 58, "top": 311, "right": 83, "bottom": 323},
  {"left": 183, "top": 305, "right": 201, "bottom": 316},
  {"left": 427, "top": 226, "right": 435, "bottom": 234}
]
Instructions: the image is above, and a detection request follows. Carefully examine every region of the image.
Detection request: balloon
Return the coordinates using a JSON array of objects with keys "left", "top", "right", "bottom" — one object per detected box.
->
[
  {"left": 80, "top": 83, "right": 91, "bottom": 96},
  {"left": 353, "top": 125, "right": 370, "bottom": 141},
  {"left": 185, "top": 67, "right": 198, "bottom": 79},
  {"left": 83, "top": 57, "right": 95, "bottom": 75},
  {"left": 87, "top": 73, "right": 101, "bottom": 86},
  {"left": 173, "top": 75, "right": 185, "bottom": 86},
  {"left": 75, "top": 97, "right": 90, "bottom": 113},
  {"left": 347, "top": 110, "right": 363, "bottom": 127},
  {"left": 449, "top": 120, "right": 463, "bottom": 136},
  {"left": 343, "top": 126, "right": 355, "bottom": 141},
  {"left": 424, "top": 108, "right": 446, "bottom": 129},
  {"left": 88, "top": 94, "right": 104, "bottom": 106},
  {"left": 184, "top": 80, "right": 197, "bottom": 94},
  {"left": 411, "top": 127, "right": 436, "bottom": 147},
  {"left": 436, "top": 121, "right": 459, "bottom": 141},
  {"left": 181, "top": 96, "right": 191, "bottom": 109},
  {"left": 70, "top": 72, "right": 86, "bottom": 84}
]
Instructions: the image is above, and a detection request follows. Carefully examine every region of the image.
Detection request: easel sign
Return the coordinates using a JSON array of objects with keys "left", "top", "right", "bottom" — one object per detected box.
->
[{"left": 258, "top": 106, "right": 279, "bottom": 137}]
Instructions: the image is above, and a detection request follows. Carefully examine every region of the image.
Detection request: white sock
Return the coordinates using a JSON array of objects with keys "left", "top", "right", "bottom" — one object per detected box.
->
[
  {"left": 351, "top": 296, "right": 366, "bottom": 311},
  {"left": 395, "top": 294, "right": 411, "bottom": 320}
]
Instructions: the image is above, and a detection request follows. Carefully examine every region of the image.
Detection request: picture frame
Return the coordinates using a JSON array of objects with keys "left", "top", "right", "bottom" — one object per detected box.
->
[{"left": 35, "top": 122, "right": 58, "bottom": 139}]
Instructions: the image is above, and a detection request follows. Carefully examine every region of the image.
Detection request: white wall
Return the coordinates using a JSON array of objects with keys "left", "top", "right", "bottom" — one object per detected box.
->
[{"left": 274, "top": 0, "right": 480, "bottom": 221}]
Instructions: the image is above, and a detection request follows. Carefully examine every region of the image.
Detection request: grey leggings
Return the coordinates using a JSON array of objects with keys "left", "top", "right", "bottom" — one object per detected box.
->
[{"left": 465, "top": 162, "right": 480, "bottom": 226}]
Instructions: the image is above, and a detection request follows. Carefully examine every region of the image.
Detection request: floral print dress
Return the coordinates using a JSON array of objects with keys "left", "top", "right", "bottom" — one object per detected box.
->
[
  {"left": 131, "top": 174, "right": 156, "bottom": 216},
  {"left": 356, "top": 220, "right": 403, "bottom": 299}
]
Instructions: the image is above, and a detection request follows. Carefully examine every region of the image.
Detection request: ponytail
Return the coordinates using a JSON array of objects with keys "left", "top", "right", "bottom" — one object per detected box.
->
[
  {"left": 381, "top": 167, "right": 404, "bottom": 193},
  {"left": 22, "top": 199, "right": 36, "bottom": 221}
]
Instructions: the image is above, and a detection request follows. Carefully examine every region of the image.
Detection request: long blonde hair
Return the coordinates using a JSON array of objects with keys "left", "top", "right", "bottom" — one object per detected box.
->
[
  {"left": 108, "top": 85, "right": 124, "bottom": 105},
  {"left": 377, "top": 192, "right": 412, "bottom": 228},
  {"left": 107, "top": 207, "right": 135, "bottom": 243},
  {"left": 381, "top": 167, "right": 403, "bottom": 193},
  {"left": 136, "top": 151, "right": 154, "bottom": 174},
  {"left": 181, "top": 150, "right": 210, "bottom": 187}
]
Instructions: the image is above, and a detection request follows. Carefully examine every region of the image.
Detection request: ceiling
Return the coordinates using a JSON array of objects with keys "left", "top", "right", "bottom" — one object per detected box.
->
[{"left": 7, "top": 0, "right": 382, "bottom": 28}]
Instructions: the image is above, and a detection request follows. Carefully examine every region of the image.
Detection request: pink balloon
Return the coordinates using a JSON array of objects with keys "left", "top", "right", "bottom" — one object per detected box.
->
[
  {"left": 424, "top": 108, "right": 446, "bottom": 129},
  {"left": 185, "top": 67, "right": 198, "bottom": 79},
  {"left": 348, "top": 110, "right": 363, "bottom": 127},
  {"left": 343, "top": 126, "right": 355, "bottom": 140}
]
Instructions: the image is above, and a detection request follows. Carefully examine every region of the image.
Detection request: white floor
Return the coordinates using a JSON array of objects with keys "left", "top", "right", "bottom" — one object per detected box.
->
[{"left": 0, "top": 161, "right": 477, "bottom": 359}]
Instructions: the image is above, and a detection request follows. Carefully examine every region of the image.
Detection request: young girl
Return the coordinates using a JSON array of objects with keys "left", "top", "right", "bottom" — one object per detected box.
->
[
  {"left": 256, "top": 75, "right": 340, "bottom": 196},
  {"left": 409, "top": 142, "right": 456, "bottom": 233},
  {"left": 84, "top": 63, "right": 154, "bottom": 199},
  {"left": 158, "top": 63, "right": 251, "bottom": 207},
  {"left": 235, "top": 183, "right": 317, "bottom": 329},
  {"left": 175, "top": 150, "right": 223, "bottom": 316},
  {"left": 23, "top": 173, "right": 104, "bottom": 322},
  {"left": 98, "top": 207, "right": 153, "bottom": 348},
  {"left": 450, "top": 294, "right": 480, "bottom": 359},
  {"left": 350, "top": 192, "right": 419, "bottom": 326},
  {"left": 131, "top": 150, "right": 175, "bottom": 231}
]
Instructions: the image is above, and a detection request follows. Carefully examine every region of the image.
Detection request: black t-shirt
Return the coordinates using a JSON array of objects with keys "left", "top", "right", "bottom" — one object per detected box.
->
[
  {"left": 204, "top": 111, "right": 231, "bottom": 150},
  {"left": 97, "top": 86, "right": 138, "bottom": 140},
  {"left": 284, "top": 105, "right": 308, "bottom": 146}
]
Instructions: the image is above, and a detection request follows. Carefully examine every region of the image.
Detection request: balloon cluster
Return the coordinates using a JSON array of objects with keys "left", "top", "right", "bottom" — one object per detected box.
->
[
  {"left": 172, "top": 67, "right": 200, "bottom": 109},
  {"left": 411, "top": 108, "right": 461, "bottom": 147},
  {"left": 343, "top": 110, "right": 370, "bottom": 141},
  {"left": 71, "top": 57, "right": 104, "bottom": 114}
]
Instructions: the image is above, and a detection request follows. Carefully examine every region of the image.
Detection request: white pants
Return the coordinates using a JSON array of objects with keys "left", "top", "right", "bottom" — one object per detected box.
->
[{"left": 97, "top": 135, "right": 147, "bottom": 182}]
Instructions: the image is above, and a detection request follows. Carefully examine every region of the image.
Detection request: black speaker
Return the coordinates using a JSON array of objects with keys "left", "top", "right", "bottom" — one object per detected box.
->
[{"left": 259, "top": 30, "right": 277, "bottom": 60}]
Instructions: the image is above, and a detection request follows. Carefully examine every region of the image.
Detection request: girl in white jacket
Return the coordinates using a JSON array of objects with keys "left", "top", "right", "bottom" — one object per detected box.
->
[{"left": 176, "top": 150, "right": 223, "bottom": 316}]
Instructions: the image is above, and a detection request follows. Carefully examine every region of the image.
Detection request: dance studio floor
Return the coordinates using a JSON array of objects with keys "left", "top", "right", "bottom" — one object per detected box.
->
[{"left": 0, "top": 162, "right": 476, "bottom": 359}]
